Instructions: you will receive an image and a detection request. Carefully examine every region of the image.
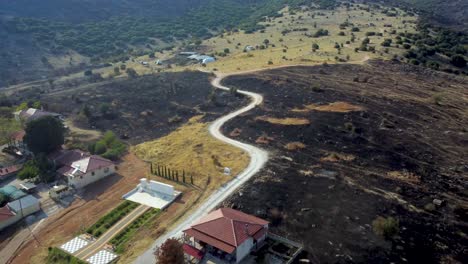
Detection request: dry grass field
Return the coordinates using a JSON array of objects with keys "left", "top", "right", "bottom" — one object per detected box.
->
[
  {"left": 133, "top": 115, "right": 249, "bottom": 189},
  {"left": 198, "top": 4, "right": 418, "bottom": 72}
]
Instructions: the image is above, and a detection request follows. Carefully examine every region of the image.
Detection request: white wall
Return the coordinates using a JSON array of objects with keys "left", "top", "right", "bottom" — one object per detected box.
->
[
  {"left": 0, "top": 213, "right": 21, "bottom": 231},
  {"left": 147, "top": 181, "right": 174, "bottom": 196},
  {"left": 236, "top": 237, "right": 254, "bottom": 263},
  {"left": 68, "top": 165, "right": 115, "bottom": 189}
]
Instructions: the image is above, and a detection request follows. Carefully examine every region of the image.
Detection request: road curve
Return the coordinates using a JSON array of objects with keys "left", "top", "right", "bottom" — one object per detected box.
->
[{"left": 134, "top": 72, "right": 268, "bottom": 264}]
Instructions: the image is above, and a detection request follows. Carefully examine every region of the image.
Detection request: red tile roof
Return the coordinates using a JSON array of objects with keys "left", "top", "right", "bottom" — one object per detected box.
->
[
  {"left": 86, "top": 155, "right": 114, "bottom": 173},
  {"left": 183, "top": 244, "right": 204, "bottom": 260},
  {"left": 48, "top": 149, "right": 89, "bottom": 167},
  {"left": 0, "top": 165, "right": 21, "bottom": 178},
  {"left": 0, "top": 206, "right": 16, "bottom": 221},
  {"left": 10, "top": 131, "right": 25, "bottom": 141},
  {"left": 183, "top": 208, "right": 269, "bottom": 253}
]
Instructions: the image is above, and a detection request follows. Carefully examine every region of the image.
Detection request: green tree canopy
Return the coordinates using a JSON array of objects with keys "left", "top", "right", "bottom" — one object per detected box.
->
[{"left": 24, "top": 116, "right": 65, "bottom": 154}]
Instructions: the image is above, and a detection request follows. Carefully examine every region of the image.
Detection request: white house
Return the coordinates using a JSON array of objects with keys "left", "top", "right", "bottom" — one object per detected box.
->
[
  {"left": 49, "top": 149, "right": 116, "bottom": 189},
  {"left": 14, "top": 108, "right": 62, "bottom": 123}
]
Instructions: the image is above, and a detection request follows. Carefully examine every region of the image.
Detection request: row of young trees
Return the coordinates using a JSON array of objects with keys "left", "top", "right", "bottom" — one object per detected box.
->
[{"left": 150, "top": 164, "right": 193, "bottom": 185}]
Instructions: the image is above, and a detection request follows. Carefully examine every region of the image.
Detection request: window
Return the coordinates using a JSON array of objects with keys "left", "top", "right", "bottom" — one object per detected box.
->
[
  {"left": 104, "top": 167, "right": 109, "bottom": 173},
  {"left": 92, "top": 172, "right": 95, "bottom": 176}
]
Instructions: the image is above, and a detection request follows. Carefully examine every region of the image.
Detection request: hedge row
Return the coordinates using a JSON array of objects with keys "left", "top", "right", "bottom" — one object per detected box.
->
[
  {"left": 110, "top": 208, "right": 161, "bottom": 253},
  {"left": 86, "top": 200, "right": 139, "bottom": 237}
]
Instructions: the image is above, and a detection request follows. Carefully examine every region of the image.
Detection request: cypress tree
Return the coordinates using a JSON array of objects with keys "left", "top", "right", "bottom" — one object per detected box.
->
[
  {"left": 190, "top": 174, "right": 193, "bottom": 184},
  {"left": 176, "top": 171, "right": 179, "bottom": 182},
  {"left": 150, "top": 163, "right": 153, "bottom": 174}
]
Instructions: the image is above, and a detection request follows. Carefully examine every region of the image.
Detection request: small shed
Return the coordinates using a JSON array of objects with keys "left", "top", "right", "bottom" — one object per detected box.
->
[
  {"left": 7, "top": 195, "right": 40, "bottom": 217},
  {"left": 0, "top": 185, "right": 27, "bottom": 200},
  {"left": 20, "top": 182, "right": 37, "bottom": 194}
]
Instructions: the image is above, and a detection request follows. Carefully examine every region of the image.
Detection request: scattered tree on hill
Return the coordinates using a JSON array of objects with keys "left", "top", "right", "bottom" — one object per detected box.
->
[
  {"left": 24, "top": 116, "right": 65, "bottom": 154},
  {"left": 381, "top": 38, "right": 392, "bottom": 47},
  {"left": 313, "top": 28, "right": 329, "bottom": 38},
  {"left": 120, "top": 64, "right": 126, "bottom": 70},
  {"left": 312, "top": 43, "right": 319, "bottom": 51},
  {"left": 450, "top": 55, "right": 467, "bottom": 68},
  {"left": 126, "top": 68, "right": 138, "bottom": 78},
  {"left": 84, "top": 70, "right": 93, "bottom": 76},
  {"left": 154, "top": 238, "right": 184, "bottom": 264},
  {"left": 224, "top": 48, "right": 230, "bottom": 54}
]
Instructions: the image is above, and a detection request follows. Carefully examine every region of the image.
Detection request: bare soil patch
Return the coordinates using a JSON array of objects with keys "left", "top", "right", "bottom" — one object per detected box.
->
[
  {"left": 292, "top": 101, "right": 365, "bottom": 113},
  {"left": 255, "top": 116, "right": 310, "bottom": 125},
  {"left": 220, "top": 61, "right": 467, "bottom": 264}
]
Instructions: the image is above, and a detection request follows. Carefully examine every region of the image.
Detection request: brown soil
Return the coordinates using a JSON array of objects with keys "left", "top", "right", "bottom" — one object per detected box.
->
[
  {"left": 255, "top": 116, "right": 311, "bottom": 125},
  {"left": 292, "top": 101, "right": 365, "bottom": 113},
  {"left": 9, "top": 153, "right": 194, "bottom": 264},
  {"left": 284, "top": 142, "right": 306, "bottom": 151},
  {"left": 220, "top": 61, "right": 468, "bottom": 263}
]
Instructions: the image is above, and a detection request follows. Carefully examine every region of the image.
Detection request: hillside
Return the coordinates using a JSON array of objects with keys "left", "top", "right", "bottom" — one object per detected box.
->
[
  {"left": 0, "top": 0, "right": 297, "bottom": 86},
  {"left": 379, "top": 0, "right": 468, "bottom": 30},
  {"left": 221, "top": 61, "right": 468, "bottom": 263}
]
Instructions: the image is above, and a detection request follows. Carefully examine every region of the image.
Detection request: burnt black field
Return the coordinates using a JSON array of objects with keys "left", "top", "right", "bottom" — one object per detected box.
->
[{"left": 220, "top": 61, "right": 468, "bottom": 263}]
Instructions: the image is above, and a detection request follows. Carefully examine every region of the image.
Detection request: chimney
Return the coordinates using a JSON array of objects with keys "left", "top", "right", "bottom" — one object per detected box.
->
[{"left": 244, "top": 224, "right": 249, "bottom": 236}]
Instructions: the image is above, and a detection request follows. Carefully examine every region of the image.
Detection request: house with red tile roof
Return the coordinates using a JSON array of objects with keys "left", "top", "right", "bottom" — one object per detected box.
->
[
  {"left": 49, "top": 149, "right": 115, "bottom": 189},
  {"left": 183, "top": 208, "right": 269, "bottom": 263},
  {"left": 0, "top": 165, "right": 22, "bottom": 182},
  {"left": 0, "top": 195, "right": 40, "bottom": 231},
  {"left": 0, "top": 206, "right": 17, "bottom": 230}
]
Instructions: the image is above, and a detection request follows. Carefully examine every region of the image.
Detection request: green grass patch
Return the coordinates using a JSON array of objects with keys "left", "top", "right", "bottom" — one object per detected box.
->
[
  {"left": 0, "top": 117, "right": 22, "bottom": 145},
  {"left": 86, "top": 200, "right": 139, "bottom": 238},
  {"left": 110, "top": 208, "right": 161, "bottom": 254},
  {"left": 47, "top": 247, "right": 86, "bottom": 264}
]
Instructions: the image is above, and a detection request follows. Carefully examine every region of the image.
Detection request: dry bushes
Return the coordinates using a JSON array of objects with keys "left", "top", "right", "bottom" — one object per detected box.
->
[
  {"left": 284, "top": 142, "right": 306, "bottom": 151},
  {"left": 292, "top": 101, "right": 364, "bottom": 113},
  {"left": 256, "top": 116, "right": 310, "bottom": 125}
]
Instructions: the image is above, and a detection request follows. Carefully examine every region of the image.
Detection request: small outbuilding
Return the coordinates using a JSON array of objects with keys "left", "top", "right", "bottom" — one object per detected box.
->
[
  {"left": 123, "top": 178, "right": 181, "bottom": 209},
  {"left": 0, "top": 195, "right": 41, "bottom": 230}
]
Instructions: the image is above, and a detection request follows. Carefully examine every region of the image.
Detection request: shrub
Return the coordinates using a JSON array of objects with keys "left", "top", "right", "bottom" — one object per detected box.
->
[
  {"left": 372, "top": 216, "right": 399, "bottom": 239},
  {"left": 381, "top": 38, "right": 392, "bottom": 47},
  {"left": 451, "top": 55, "right": 467, "bottom": 68},
  {"left": 94, "top": 141, "right": 107, "bottom": 154}
]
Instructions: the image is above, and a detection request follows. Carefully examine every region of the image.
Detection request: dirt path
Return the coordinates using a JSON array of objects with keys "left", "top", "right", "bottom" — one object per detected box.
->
[
  {"left": 74, "top": 204, "right": 150, "bottom": 261},
  {"left": 134, "top": 71, "right": 269, "bottom": 263}
]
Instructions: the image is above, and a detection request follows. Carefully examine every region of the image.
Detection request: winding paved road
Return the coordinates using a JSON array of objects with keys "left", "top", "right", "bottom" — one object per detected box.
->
[{"left": 134, "top": 72, "right": 269, "bottom": 264}]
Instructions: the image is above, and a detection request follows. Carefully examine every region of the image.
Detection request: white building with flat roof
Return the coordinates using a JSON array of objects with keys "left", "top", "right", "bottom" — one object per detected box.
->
[{"left": 123, "top": 179, "right": 180, "bottom": 209}]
